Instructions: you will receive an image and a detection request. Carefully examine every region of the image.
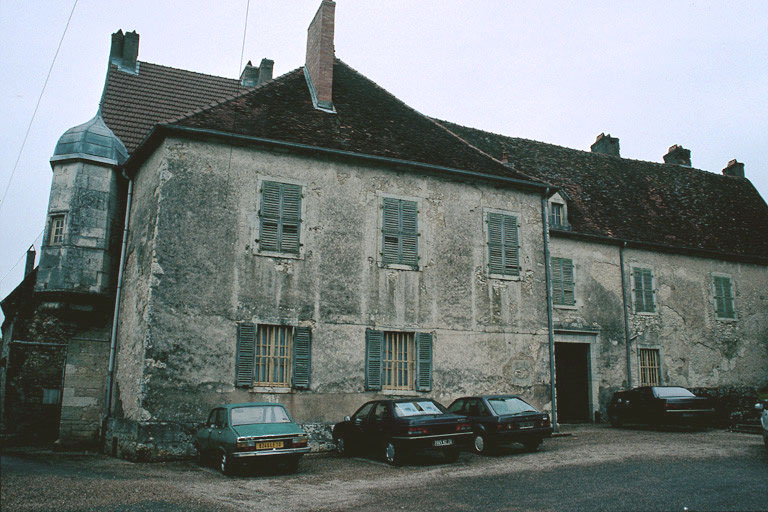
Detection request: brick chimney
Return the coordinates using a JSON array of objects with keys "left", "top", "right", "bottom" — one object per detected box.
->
[
  {"left": 590, "top": 133, "right": 620, "bottom": 156},
  {"left": 663, "top": 145, "right": 691, "bottom": 166},
  {"left": 109, "top": 29, "right": 139, "bottom": 74},
  {"left": 305, "top": 0, "right": 336, "bottom": 112},
  {"left": 722, "top": 159, "right": 745, "bottom": 177},
  {"left": 240, "top": 58, "right": 274, "bottom": 87},
  {"left": 24, "top": 246, "right": 36, "bottom": 277}
]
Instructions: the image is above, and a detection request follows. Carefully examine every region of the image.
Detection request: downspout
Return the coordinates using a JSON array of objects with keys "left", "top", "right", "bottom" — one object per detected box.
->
[
  {"left": 104, "top": 169, "right": 133, "bottom": 430},
  {"left": 619, "top": 243, "right": 632, "bottom": 387},
  {"left": 541, "top": 190, "right": 557, "bottom": 432}
]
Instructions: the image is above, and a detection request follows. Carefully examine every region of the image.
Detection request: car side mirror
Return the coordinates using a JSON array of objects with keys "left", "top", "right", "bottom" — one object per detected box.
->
[
  {"left": 755, "top": 402, "right": 765, "bottom": 412},
  {"left": 345, "top": 416, "right": 351, "bottom": 422}
]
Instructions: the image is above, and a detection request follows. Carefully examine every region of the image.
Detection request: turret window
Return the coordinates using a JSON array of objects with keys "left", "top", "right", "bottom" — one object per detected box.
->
[{"left": 49, "top": 214, "right": 66, "bottom": 245}]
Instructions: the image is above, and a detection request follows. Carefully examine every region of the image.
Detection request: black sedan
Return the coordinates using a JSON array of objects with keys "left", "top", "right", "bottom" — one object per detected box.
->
[
  {"left": 332, "top": 399, "right": 472, "bottom": 465},
  {"left": 607, "top": 386, "right": 715, "bottom": 427},
  {"left": 447, "top": 395, "right": 552, "bottom": 454}
]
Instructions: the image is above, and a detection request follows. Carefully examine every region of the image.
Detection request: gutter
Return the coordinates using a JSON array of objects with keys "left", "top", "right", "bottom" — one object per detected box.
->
[
  {"left": 104, "top": 170, "right": 133, "bottom": 428},
  {"left": 540, "top": 189, "right": 558, "bottom": 432},
  {"left": 124, "top": 124, "right": 552, "bottom": 193}
]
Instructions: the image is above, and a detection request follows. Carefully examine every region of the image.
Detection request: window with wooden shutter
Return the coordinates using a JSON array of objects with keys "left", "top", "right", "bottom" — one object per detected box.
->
[
  {"left": 235, "top": 323, "right": 256, "bottom": 387},
  {"left": 259, "top": 181, "right": 301, "bottom": 254},
  {"left": 633, "top": 268, "right": 655, "bottom": 313},
  {"left": 713, "top": 276, "right": 735, "bottom": 319},
  {"left": 639, "top": 348, "right": 661, "bottom": 386},
  {"left": 551, "top": 257, "right": 575, "bottom": 306},
  {"left": 292, "top": 327, "right": 312, "bottom": 389},
  {"left": 415, "top": 332, "right": 433, "bottom": 392},
  {"left": 255, "top": 325, "right": 293, "bottom": 386},
  {"left": 365, "top": 329, "right": 383, "bottom": 391},
  {"left": 487, "top": 212, "right": 520, "bottom": 277},
  {"left": 381, "top": 197, "right": 419, "bottom": 269}
]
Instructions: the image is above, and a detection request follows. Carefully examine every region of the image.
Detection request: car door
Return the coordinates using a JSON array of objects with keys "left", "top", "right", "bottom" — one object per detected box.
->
[
  {"left": 210, "top": 408, "right": 228, "bottom": 453},
  {"left": 347, "top": 402, "right": 376, "bottom": 453},
  {"left": 368, "top": 402, "right": 392, "bottom": 448},
  {"left": 197, "top": 409, "right": 218, "bottom": 455}
]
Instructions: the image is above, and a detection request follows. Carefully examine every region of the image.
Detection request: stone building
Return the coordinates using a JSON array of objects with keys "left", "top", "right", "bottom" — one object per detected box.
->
[{"left": 2, "top": 1, "right": 767, "bottom": 456}]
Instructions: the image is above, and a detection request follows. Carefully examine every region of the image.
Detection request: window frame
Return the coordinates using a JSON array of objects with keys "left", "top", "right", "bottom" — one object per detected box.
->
[
  {"left": 551, "top": 256, "right": 576, "bottom": 308},
  {"left": 638, "top": 347, "right": 662, "bottom": 387},
  {"left": 712, "top": 273, "right": 737, "bottom": 321},
  {"left": 255, "top": 177, "right": 306, "bottom": 260},
  {"left": 631, "top": 266, "right": 656, "bottom": 314},
  {"left": 48, "top": 213, "right": 67, "bottom": 246},
  {"left": 365, "top": 328, "right": 433, "bottom": 393},
  {"left": 378, "top": 192, "right": 422, "bottom": 271},
  {"left": 382, "top": 331, "right": 416, "bottom": 391},
  {"left": 484, "top": 207, "right": 522, "bottom": 280}
]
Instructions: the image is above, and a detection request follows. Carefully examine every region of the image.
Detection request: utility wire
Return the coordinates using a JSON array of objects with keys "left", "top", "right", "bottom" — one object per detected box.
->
[
  {"left": 239, "top": 0, "right": 251, "bottom": 72},
  {"left": 0, "top": 230, "right": 43, "bottom": 289},
  {"left": 0, "top": 0, "right": 79, "bottom": 221}
]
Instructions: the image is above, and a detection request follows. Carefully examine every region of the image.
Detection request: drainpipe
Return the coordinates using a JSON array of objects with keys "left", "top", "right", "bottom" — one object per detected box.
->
[
  {"left": 104, "top": 170, "right": 133, "bottom": 430},
  {"left": 541, "top": 190, "right": 557, "bottom": 432},
  {"left": 619, "top": 243, "right": 632, "bottom": 387}
]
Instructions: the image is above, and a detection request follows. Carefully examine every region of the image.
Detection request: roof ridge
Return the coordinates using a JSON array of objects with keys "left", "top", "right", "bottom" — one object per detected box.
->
[
  {"left": 136, "top": 61, "right": 242, "bottom": 83},
  {"left": 163, "top": 66, "right": 306, "bottom": 126}
]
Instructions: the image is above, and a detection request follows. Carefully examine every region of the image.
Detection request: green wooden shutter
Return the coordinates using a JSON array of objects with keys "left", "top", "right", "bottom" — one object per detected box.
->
[
  {"left": 503, "top": 215, "right": 519, "bottom": 276},
  {"left": 562, "top": 258, "right": 575, "bottom": 306},
  {"left": 365, "top": 329, "right": 383, "bottom": 391},
  {"left": 259, "top": 181, "right": 301, "bottom": 254},
  {"left": 280, "top": 183, "right": 301, "bottom": 254},
  {"left": 235, "top": 323, "right": 256, "bottom": 387},
  {"left": 714, "top": 276, "right": 735, "bottom": 318},
  {"left": 260, "top": 182, "right": 281, "bottom": 252},
  {"left": 400, "top": 200, "right": 419, "bottom": 268},
  {"left": 381, "top": 198, "right": 400, "bottom": 265},
  {"left": 642, "top": 270, "right": 654, "bottom": 312},
  {"left": 488, "top": 212, "right": 519, "bottom": 276},
  {"left": 415, "top": 332, "right": 433, "bottom": 392},
  {"left": 292, "top": 327, "right": 311, "bottom": 390},
  {"left": 551, "top": 257, "right": 564, "bottom": 304},
  {"left": 487, "top": 212, "right": 503, "bottom": 274}
]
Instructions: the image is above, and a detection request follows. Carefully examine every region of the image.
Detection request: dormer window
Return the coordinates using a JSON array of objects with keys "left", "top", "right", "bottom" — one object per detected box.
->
[{"left": 548, "top": 192, "right": 569, "bottom": 229}]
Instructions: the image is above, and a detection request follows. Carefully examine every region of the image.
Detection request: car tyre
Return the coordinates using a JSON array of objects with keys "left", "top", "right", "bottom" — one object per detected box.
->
[
  {"left": 383, "top": 440, "right": 401, "bottom": 466},
  {"left": 472, "top": 432, "right": 491, "bottom": 455},
  {"left": 523, "top": 438, "right": 542, "bottom": 452},
  {"left": 219, "top": 451, "right": 235, "bottom": 476}
]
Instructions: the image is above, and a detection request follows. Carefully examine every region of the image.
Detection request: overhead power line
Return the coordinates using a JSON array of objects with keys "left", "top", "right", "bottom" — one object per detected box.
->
[
  {"left": 0, "top": 229, "right": 44, "bottom": 289},
  {"left": 0, "top": 0, "right": 79, "bottom": 222}
]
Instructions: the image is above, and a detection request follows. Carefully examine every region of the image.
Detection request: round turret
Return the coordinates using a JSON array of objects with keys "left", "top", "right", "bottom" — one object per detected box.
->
[{"left": 50, "top": 114, "right": 128, "bottom": 166}]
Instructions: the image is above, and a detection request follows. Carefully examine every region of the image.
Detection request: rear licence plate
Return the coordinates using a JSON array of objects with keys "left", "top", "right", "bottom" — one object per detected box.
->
[
  {"left": 433, "top": 439, "right": 453, "bottom": 447},
  {"left": 519, "top": 422, "right": 534, "bottom": 429},
  {"left": 256, "top": 441, "right": 284, "bottom": 450}
]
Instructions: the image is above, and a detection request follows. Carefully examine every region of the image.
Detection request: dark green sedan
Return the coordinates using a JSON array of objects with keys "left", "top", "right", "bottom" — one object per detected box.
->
[{"left": 194, "top": 402, "right": 310, "bottom": 475}]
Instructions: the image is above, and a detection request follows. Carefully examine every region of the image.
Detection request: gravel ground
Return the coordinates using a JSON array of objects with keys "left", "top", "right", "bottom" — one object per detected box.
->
[{"left": 2, "top": 425, "right": 766, "bottom": 512}]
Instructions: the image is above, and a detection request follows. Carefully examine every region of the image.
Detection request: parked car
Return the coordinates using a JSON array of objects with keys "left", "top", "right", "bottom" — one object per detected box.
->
[
  {"left": 194, "top": 402, "right": 310, "bottom": 475},
  {"left": 756, "top": 401, "right": 768, "bottom": 452},
  {"left": 607, "top": 386, "right": 715, "bottom": 428},
  {"left": 332, "top": 399, "right": 472, "bottom": 465},
  {"left": 446, "top": 395, "right": 552, "bottom": 454}
]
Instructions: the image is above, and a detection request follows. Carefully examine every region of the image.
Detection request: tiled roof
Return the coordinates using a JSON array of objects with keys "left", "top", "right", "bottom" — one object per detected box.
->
[
  {"left": 437, "top": 120, "right": 768, "bottom": 260},
  {"left": 170, "top": 60, "right": 535, "bottom": 181},
  {"left": 100, "top": 62, "right": 247, "bottom": 152}
]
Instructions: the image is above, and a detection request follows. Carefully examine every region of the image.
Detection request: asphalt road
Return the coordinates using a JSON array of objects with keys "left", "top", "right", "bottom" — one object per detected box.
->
[{"left": 2, "top": 425, "right": 766, "bottom": 512}]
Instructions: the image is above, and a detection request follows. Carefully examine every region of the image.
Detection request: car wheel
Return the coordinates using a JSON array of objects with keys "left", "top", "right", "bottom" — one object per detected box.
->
[
  {"left": 383, "top": 440, "right": 401, "bottom": 466},
  {"left": 194, "top": 444, "right": 207, "bottom": 467},
  {"left": 523, "top": 438, "right": 542, "bottom": 452},
  {"left": 472, "top": 432, "right": 490, "bottom": 455},
  {"left": 219, "top": 451, "right": 235, "bottom": 475},
  {"left": 444, "top": 446, "right": 460, "bottom": 463}
]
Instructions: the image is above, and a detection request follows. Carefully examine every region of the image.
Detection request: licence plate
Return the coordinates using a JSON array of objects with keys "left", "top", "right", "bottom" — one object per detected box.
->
[
  {"left": 519, "top": 422, "right": 534, "bottom": 429},
  {"left": 433, "top": 439, "right": 453, "bottom": 447},
  {"left": 256, "top": 440, "right": 284, "bottom": 450}
]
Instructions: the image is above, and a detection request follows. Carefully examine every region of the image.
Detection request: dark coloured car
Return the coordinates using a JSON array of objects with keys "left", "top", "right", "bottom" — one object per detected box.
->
[
  {"left": 756, "top": 401, "right": 768, "bottom": 452},
  {"left": 447, "top": 395, "right": 552, "bottom": 454},
  {"left": 332, "top": 399, "right": 472, "bottom": 465},
  {"left": 194, "top": 402, "right": 310, "bottom": 475},
  {"left": 607, "top": 386, "right": 715, "bottom": 428}
]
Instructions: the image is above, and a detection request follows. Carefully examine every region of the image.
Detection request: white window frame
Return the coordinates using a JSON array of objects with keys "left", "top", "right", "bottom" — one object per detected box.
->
[
  {"left": 48, "top": 212, "right": 67, "bottom": 246},
  {"left": 548, "top": 192, "right": 569, "bottom": 229},
  {"left": 254, "top": 176, "right": 307, "bottom": 260},
  {"left": 483, "top": 207, "right": 522, "bottom": 281},
  {"left": 377, "top": 191, "right": 423, "bottom": 271}
]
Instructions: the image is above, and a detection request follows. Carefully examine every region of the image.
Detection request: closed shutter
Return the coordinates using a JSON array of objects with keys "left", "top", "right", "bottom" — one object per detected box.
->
[
  {"left": 259, "top": 181, "right": 301, "bottom": 254},
  {"left": 551, "top": 257, "right": 564, "bottom": 304},
  {"left": 487, "top": 212, "right": 519, "bottom": 276},
  {"left": 235, "top": 323, "right": 256, "bottom": 387},
  {"left": 365, "top": 329, "right": 383, "bottom": 391},
  {"left": 415, "top": 332, "right": 433, "bottom": 392},
  {"left": 280, "top": 184, "right": 301, "bottom": 253},
  {"left": 634, "top": 268, "right": 654, "bottom": 312},
  {"left": 503, "top": 215, "right": 519, "bottom": 275},
  {"left": 292, "top": 327, "right": 312, "bottom": 390},
  {"left": 400, "top": 200, "right": 419, "bottom": 268},
  {"left": 561, "top": 258, "right": 575, "bottom": 305},
  {"left": 382, "top": 198, "right": 418, "bottom": 268},
  {"left": 714, "top": 276, "right": 735, "bottom": 318}
]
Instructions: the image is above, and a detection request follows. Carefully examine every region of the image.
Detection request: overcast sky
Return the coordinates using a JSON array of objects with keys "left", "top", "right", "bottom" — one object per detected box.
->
[{"left": 1, "top": 1, "right": 767, "bottom": 324}]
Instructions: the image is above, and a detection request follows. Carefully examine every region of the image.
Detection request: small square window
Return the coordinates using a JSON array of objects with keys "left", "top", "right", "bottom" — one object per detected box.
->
[{"left": 49, "top": 214, "right": 65, "bottom": 245}]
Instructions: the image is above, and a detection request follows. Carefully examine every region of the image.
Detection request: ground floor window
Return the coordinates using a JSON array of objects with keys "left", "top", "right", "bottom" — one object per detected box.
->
[
  {"left": 639, "top": 348, "right": 661, "bottom": 386},
  {"left": 235, "top": 323, "right": 311, "bottom": 389},
  {"left": 255, "top": 324, "right": 293, "bottom": 386},
  {"left": 365, "top": 329, "right": 432, "bottom": 392},
  {"left": 382, "top": 331, "right": 415, "bottom": 391}
]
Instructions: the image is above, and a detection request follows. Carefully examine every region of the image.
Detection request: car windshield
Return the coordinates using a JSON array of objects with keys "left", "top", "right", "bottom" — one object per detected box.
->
[
  {"left": 393, "top": 401, "right": 443, "bottom": 417},
  {"left": 487, "top": 397, "right": 538, "bottom": 415},
  {"left": 652, "top": 387, "right": 695, "bottom": 398},
  {"left": 230, "top": 405, "right": 291, "bottom": 425}
]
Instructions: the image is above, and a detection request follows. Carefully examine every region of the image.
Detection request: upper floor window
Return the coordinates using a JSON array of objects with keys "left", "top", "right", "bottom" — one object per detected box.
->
[
  {"left": 259, "top": 181, "right": 301, "bottom": 254},
  {"left": 550, "top": 203, "right": 564, "bottom": 228},
  {"left": 381, "top": 197, "right": 419, "bottom": 269},
  {"left": 713, "top": 275, "right": 736, "bottom": 319},
  {"left": 632, "top": 267, "right": 655, "bottom": 313},
  {"left": 486, "top": 211, "right": 520, "bottom": 277},
  {"left": 365, "top": 329, "right": 432, "bottom": 392},
  {"left": 235, "top": 323, "right": 311, "bottom": 390},
  {"left": 49, "top": 214, "right": 65, "bottom": 245},
  {"left": 551, "top": 257, "right": 575, "bottom": 306}
]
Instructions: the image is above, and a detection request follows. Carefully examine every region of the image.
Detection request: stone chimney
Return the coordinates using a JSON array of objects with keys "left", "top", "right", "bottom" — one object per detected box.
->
[
  {"left": 590, "top": 133, "right": 620, "bottom": 156},
  {"left": 305, "top": 0, "right": 336, "bottom": 112},
  {"left": 240, "top": 58, "right": 275, "bottom": 87},
  {"left": 257, "top": 58, "right": 274, "bottom": 85},
  {"left": 663, "top": 145, "right": 691, "bottom": 166},
  {"left": 109, "top": 29, "right": 139, "bottom": 74},
  {"left": 722, "top": 159, "right": 745, "bottom": 177},
  {"left": 24, "top": 246, "right": 36, "bottom": 277}
]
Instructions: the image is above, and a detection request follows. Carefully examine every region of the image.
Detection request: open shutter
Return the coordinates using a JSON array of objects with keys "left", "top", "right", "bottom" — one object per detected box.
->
[
  {"left": 400, "top": 200, "right": 419, "bottom": 268},
  {"left": 381, "top": 198, "right": 400, "bottom": 265},
  {"left": 487, "top": 212, "right": 503, "bottom": 274},
  {"left": 281, "top": 183, "right": 302, "bottom": 254},
  {"left": 562, "top": 258, "right": 575, "bottom": 306},
  {"left": 292, "top": 326, "right": 311, "bottom": 390},
  {"left": 550, "top": 257, "right": 564, "bottom": 304},
  {"left": 642, "top": 270, "right": 654, "bottom": 312},
  {"left": 365, "top": 329, "right": 383, "bottom": 391},
  {"left": 503, "top": 215, "right": 519, "bottom": 276},
  {"left": 259, "top": 181, "right": 281, "bottom": 252},
  {"left": 235, "top": 323, "right": 256, "bottom": 387},
  {"left": 633, "top": 270, "right": 644, "bottom": 311},
  {"left": 415, "top": 332, "right": 433, "bottom": 392}
]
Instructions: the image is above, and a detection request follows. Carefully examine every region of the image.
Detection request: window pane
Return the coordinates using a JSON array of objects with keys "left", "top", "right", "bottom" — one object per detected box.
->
[
  {"left": 254, "top": 325, "right": 293, "bottom": 386},
  {"left": 383, "top": 332, "right": 415, "bottom": 391}
]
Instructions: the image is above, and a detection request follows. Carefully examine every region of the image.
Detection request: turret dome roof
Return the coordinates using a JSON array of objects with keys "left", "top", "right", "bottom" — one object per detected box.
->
[{"left": 51, "top": 114, "right": 128, "bottom": 166}]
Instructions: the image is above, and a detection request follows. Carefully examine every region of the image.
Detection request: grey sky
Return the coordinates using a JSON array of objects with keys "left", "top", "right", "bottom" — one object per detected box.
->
[{"left": 1, "top": 1, "right": 767, "bottom": 324}]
